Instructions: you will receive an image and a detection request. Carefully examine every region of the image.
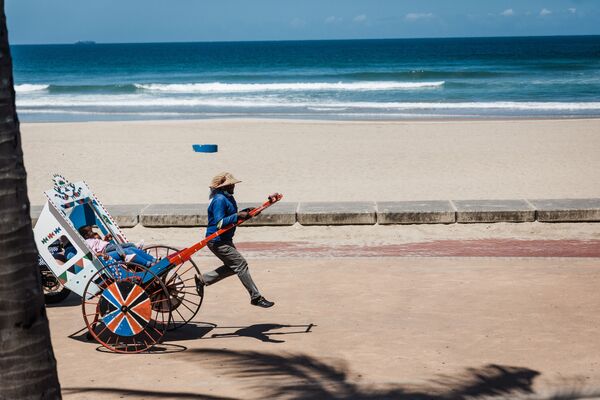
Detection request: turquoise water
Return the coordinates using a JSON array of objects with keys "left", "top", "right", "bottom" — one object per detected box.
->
[{"left": 11, "top": 36, "right": 600, "bottom": 121}]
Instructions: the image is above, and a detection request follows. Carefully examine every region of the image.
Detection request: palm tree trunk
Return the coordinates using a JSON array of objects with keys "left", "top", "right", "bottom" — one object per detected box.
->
[{"left": 0, "top": 1, "right": 62, "bottom": 398}]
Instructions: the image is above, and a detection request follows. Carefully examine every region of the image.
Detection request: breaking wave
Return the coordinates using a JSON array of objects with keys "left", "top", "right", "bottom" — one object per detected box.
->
[
  {"left": 17, "top": 97, "right": 600, "bottom": 111},
  {"left": 134, "top": 81, "right": 445, "bottom": 93},
  {"left": 15, "top": 84, "right": 50, "bottom": 93}
]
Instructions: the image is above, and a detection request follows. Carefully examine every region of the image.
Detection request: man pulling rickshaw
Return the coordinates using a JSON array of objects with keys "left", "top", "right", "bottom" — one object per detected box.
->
[{"left": 201, "top": 172, "right": 276, "bottom": 308}]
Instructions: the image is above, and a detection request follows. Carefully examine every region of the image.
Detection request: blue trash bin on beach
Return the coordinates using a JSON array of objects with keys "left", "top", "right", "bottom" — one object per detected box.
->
[{"left": 193, "top": 144, "right": 218, "bottom": 153}]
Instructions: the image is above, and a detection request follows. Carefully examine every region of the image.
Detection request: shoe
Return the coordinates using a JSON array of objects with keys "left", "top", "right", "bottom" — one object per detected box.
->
[
  {"left": 194, "top": 275, "right": 205, "bottom": 297},
  {"left": 251, "top": 296, "right": 274, "bottom": 308},
  {"left": 124, "top": 254, "right": 136, "bottom": 263}
]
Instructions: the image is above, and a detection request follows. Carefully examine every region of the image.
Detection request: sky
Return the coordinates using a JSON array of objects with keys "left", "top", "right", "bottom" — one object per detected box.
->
[{"left": 6, "top": 0, "right": 600, "bottom": 44}]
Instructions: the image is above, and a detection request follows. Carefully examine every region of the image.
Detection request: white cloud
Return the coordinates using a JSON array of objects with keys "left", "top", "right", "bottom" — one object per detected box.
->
[
  {"left": 353, "top": 14, "right": 367, "bottom": 22},
  {"left": 501, "top": 9, "right": 514, "bottom": 17},
  {"left": 325, "top": 16, "right": 343, "bottom": 24},
  {"left": 540, "top": 8, "right": 552, "bottom": 16},
  {"left": 568, "top": 8, "right": 577, "bottom": 14},
  {"left": 405, "top": 12, "right": 434, "bottom": 21}
]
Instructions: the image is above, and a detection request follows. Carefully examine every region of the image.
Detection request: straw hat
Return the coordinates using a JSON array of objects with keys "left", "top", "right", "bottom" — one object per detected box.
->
[{"left": 209, "top": 172, "right": 242, "bottom": 189}]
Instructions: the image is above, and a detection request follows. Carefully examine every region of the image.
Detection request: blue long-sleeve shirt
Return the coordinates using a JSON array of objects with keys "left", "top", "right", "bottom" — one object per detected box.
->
[{"left": 206, "top": 191, "right": 238, "bottom": 243}]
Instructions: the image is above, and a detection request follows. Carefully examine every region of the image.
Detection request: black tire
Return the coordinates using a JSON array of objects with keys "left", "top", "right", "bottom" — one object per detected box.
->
[
  {"left": 40, "top": 258, "right": 72, "bottom": 304},
  {"left": 44, "top": 287, "right": 72, "bottom": 304}
]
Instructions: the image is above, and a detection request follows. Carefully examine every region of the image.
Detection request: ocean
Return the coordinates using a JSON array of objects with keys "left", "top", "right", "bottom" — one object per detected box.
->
[{"left": 11, "top": 36, "right": 600, "bottom": 122}]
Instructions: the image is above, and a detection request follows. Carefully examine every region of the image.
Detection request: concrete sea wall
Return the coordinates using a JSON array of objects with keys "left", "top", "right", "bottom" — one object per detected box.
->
[{"left": 31, "top": 199, "right": 600, "bottom": 227}]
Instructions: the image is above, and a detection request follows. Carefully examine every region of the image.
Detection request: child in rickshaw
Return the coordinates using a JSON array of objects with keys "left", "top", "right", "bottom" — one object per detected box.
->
[{"left": 78, "top": 225, "right": 156, "bottom": 267}]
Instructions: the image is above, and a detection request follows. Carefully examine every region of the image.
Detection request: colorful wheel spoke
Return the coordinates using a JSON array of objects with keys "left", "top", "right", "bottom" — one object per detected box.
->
[{"left": 82, "top": 262, "right": 170, "bottom": 353}]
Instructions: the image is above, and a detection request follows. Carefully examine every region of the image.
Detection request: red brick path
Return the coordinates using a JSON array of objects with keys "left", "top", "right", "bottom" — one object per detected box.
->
[{"left": 231, "top": 239, "right": 600, "bottom": 257}]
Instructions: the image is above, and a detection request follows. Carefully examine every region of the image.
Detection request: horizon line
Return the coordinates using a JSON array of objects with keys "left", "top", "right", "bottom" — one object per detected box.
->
[{"left": 10, "top": 33, "right": 600, "bottom": 46}]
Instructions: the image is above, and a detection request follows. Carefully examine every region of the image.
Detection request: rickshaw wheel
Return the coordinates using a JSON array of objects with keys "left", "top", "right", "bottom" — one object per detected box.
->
[
  {"left": 144, "top": 245, "right": 204, "bottom": 331},
  {"left": 82, "top": 262, "right": 171, "bottom": 354}
]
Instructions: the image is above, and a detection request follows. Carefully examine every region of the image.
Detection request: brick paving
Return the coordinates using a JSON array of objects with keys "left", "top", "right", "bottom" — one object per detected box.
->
[{"left": 234, "top": 239, "right": 600, "bottom": 258}]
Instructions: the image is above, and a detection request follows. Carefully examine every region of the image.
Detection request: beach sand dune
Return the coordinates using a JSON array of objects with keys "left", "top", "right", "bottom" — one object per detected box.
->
[{"left": 21, "top": 118, "right": 600, "bottom": 205}]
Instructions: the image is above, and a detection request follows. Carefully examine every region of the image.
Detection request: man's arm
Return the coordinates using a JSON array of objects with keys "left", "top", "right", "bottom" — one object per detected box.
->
[{"left": 213, "top": 197, "right": 239, "bottom": 229}]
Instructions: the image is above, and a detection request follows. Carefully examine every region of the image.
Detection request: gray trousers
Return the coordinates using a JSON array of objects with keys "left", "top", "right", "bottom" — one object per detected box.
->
[{"left": 203, "top": 241, "right": 261, "bottom": 300}]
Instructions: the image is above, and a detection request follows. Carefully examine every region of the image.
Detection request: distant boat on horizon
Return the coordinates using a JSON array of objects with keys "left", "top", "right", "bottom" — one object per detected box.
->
[{"left": 74, "top": 40, "right": 96, "bottom": 45}]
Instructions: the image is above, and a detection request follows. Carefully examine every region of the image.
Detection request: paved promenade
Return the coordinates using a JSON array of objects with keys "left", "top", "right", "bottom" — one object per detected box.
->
[
  {"left": 49, "top": 251, "right": 600, "bottom": 399},
  {"left": 234, "top": 239, "right": 600, "bottom": 257}
]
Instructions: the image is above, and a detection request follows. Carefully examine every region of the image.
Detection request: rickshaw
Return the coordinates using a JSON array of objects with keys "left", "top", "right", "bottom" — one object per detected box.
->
[{"left": 34, "top": 175, "right": 281, "bottom": 353}]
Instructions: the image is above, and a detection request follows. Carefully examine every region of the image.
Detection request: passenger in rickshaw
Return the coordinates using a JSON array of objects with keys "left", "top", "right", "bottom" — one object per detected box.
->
[
  {"left": 60, "top": 235, "right": 77, "bottom": 260},
  {"left": 78, "top": 225, "right": 157, "bottom": 267},
  {"left": 45, "top": 235, "right": 70, "bottom": 264}
]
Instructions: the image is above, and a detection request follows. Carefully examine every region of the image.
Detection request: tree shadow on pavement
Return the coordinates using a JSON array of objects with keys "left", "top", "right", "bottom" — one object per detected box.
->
[
  {"left": 62, "top": 387, "right": 234, "bottom": 399},
  {"left": 178, "top": 349, "right": 600, "bottom": 400},
  {"left": 62, "top": 349, "right": 600, "bottom": 399}
]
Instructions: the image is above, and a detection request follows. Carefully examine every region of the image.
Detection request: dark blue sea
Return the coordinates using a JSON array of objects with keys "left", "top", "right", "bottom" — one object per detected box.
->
[{"left": 11, "top": 36, "right": 600, "bottom": 122}]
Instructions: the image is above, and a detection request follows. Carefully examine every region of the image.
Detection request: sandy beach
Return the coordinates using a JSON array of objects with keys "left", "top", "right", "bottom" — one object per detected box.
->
[{"left": 21, "top": 118, "right": 600, "bottom": 206}]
